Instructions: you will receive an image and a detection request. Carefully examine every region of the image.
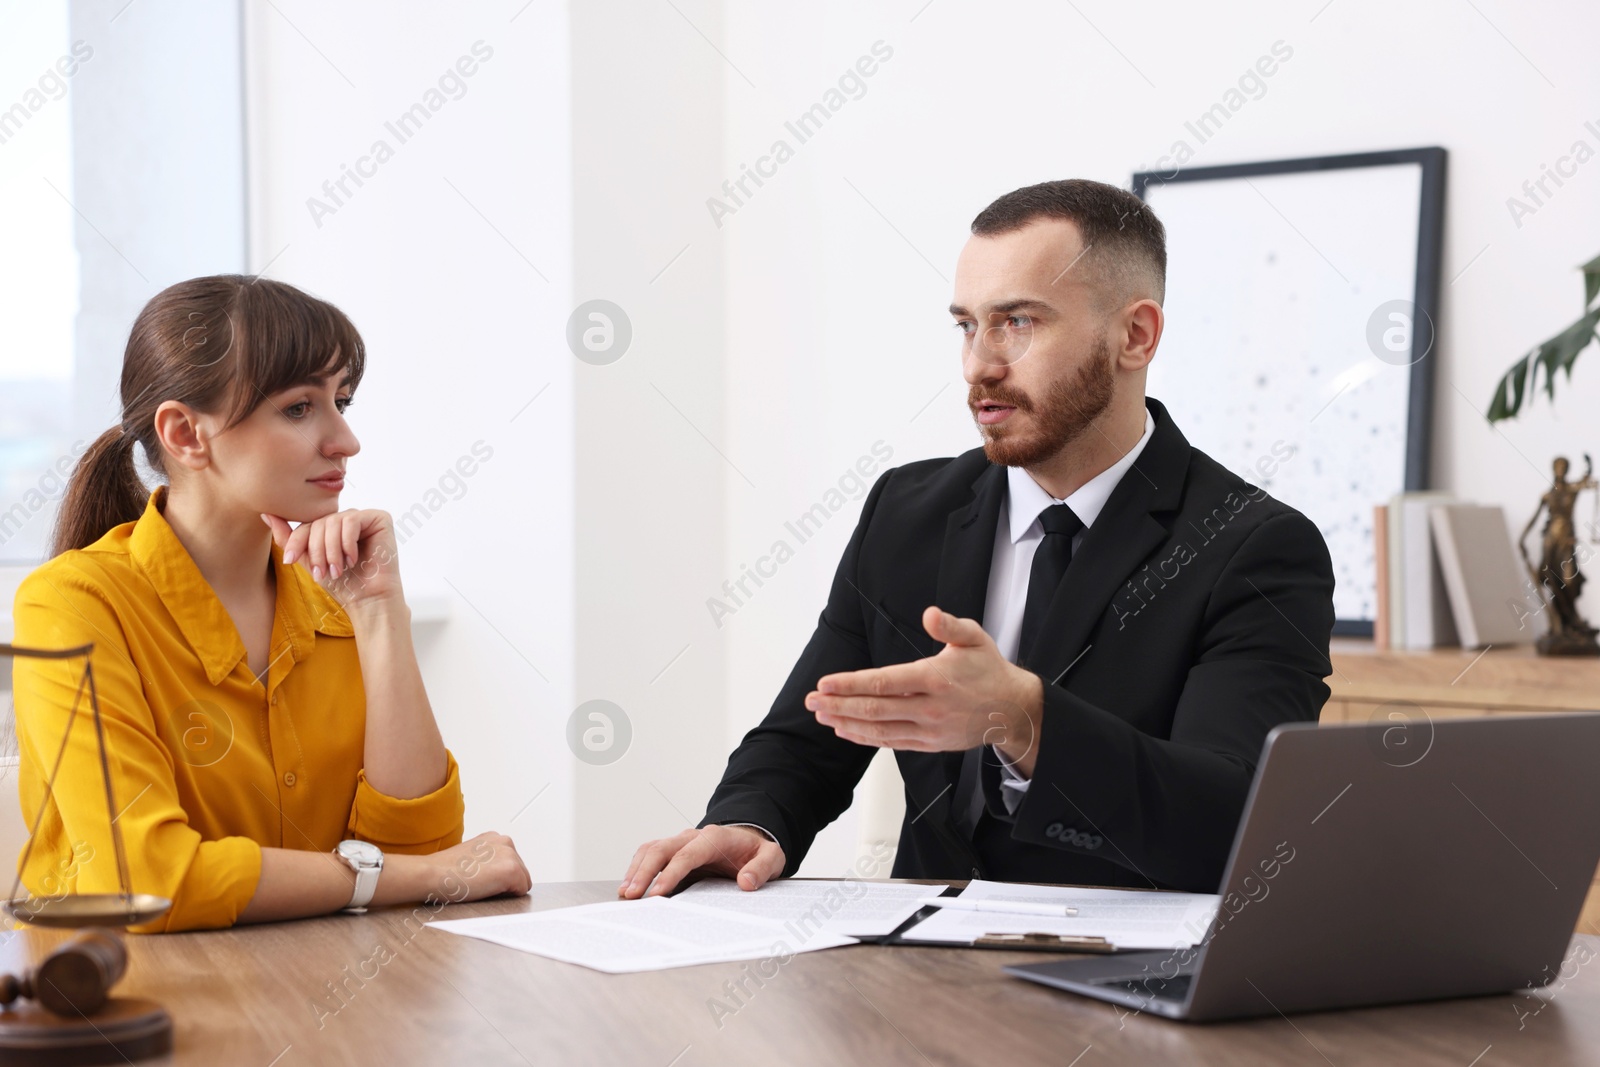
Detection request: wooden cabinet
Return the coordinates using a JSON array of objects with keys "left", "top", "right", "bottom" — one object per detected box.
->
[{"left": 1325, "top": 638, "right": 1600, "bottom": 934}]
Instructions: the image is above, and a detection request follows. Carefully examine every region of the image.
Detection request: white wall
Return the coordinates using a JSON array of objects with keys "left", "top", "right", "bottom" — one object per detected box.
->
[
  {"left": 234, "top": 0, "right": 734, "bottom": 886},
  {"left": 244, "top": 1, "right": 576, "bottom": 876},
  {"left": 718, "top": 0, "right": 1600, "bottom": 873},
  {"left": 69, "top": 0, "right": 249, "bottom": 444},
  {"left": 238, "top": 0, "right": 1600, "bottom": 884},
  {"left": 569, "top": 0, "right": 730, "bottom": 879}
]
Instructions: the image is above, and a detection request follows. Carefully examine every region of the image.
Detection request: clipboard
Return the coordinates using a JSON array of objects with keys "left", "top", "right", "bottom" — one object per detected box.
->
[{"left": 865, "top": 891, "right": 1121, "bottom": 954}]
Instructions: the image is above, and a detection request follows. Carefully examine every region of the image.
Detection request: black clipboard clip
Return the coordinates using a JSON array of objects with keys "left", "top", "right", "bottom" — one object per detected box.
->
[{"left": 973, "top": 932, "right": 1117, "bottom": 953}]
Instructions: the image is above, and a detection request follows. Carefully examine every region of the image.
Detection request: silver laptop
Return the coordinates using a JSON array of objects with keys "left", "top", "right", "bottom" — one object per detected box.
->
[{"left": 1006, "top": 713, "right": 1600, "bottom": 1021}]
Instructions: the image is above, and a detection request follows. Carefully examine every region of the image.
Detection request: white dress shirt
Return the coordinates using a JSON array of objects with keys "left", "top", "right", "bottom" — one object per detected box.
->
[
  {"left": 725, "top": 408, "right": 1156, "bottom": 846},
  {"left": 985, "top": 407, "right": 1156, "bottom": 813}
]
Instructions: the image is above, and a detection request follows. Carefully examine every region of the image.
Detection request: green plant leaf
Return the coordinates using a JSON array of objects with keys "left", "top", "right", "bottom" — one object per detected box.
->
[
  {"left": 1487, "top": 307, "right": 1600, "bottom": 421},
  {"left": 1537, "top": 306, "right": 1600, "bottom": 397},
  {"left": 1489, "top": 251, "right": 1600, "bottom": 422},
  {"left": 1584, "top": 251, "right": 1600, "bottom": 308},
  {"left": 1487, "top": 353, "right": 1531, "bottom": 422}
]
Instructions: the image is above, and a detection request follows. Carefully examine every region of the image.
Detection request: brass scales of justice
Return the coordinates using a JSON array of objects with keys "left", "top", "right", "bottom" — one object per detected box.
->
[{"left": 0, "top": 640, "right": 173, "bottom": 1063}]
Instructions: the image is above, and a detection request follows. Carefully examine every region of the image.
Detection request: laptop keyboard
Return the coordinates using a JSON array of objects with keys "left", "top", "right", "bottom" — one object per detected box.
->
[{"left": 1095, "top": 974, "right": 1193, "bottom": 1001}]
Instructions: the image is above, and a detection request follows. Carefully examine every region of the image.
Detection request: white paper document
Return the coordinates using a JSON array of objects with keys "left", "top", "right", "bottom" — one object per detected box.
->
[
  {"left": 900, "top": 880, "right": 1219, "bottom": 950},
  {"left": 674, "top": 878, "right": 932, "bottom": 937},
  {"left": 428, "top": 895, "right": 857, "bottom": 973},
  {"left": 426, "top": 878, "right": 924, "bottom": 973}
]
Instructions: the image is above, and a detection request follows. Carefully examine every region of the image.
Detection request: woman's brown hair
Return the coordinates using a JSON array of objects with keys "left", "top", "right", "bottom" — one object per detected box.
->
[{"left": 50, "top": 275, "right": 366, "bottom": 558}]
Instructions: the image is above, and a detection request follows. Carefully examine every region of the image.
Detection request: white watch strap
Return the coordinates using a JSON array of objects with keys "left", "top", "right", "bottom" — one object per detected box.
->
[{"left": 347, "top": 863, "right": 380, "bottom": 911}]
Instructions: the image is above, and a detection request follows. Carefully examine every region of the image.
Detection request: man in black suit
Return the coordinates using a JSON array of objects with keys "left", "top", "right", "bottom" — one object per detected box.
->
[{"left": 620, "top": 178, "right": 1334, "bottom": 900}]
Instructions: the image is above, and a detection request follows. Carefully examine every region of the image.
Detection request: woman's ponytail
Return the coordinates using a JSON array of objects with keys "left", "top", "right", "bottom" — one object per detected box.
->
[{"left": 49, "top": 424, "right": 149, "bottom": 559}]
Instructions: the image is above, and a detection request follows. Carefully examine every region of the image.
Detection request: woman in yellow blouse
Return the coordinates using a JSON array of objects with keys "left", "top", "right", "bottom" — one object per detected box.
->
[{"left": 10, "top": 275, "right": 531, "bottom": 932}]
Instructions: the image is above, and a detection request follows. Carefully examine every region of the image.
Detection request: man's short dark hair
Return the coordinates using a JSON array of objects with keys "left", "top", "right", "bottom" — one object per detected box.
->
[{"left": 970, "top": 179, "right": 1166, "bottom": 308}]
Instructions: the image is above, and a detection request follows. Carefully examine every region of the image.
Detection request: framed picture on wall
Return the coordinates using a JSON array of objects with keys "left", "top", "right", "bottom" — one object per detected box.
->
[{"left": 1133, "top": 147, "right": 1445, "bottom": 636}]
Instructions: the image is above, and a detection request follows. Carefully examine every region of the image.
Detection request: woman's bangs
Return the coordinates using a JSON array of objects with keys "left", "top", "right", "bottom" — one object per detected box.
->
[{"left": 222, "top": 281, "right": 367, "bottom": 426}]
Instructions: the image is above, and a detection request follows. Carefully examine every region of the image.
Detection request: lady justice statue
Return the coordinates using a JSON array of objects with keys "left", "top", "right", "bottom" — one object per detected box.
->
[{"left": 1519, "top": 454, "right": 1600, "bottom": 656}]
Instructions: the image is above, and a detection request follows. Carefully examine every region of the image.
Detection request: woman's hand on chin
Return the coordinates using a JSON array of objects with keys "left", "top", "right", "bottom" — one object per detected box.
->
[{"left": 261, "top": 509, "right": 404, "bottom": 611}]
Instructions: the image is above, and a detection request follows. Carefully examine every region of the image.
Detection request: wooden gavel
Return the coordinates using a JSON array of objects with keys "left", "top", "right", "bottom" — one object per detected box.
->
[{"left": 0, "top": 932, "right": 127, "bottom": 1017}]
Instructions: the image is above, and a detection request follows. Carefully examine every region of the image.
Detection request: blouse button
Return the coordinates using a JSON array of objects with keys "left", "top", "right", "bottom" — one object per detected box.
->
[{"left": 283, "top": 771, "right": 297, "bottom": 787}]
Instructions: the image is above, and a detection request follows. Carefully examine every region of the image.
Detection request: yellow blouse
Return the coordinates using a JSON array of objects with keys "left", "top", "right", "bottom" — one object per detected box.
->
[{"left": 9, "top": 484, "right": 464, "bottom": 932}]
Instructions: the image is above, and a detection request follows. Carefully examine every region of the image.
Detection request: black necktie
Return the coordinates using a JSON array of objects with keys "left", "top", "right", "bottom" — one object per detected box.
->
[{"left": 1017, "top": 503, "right": 1084, "bottom": 667}]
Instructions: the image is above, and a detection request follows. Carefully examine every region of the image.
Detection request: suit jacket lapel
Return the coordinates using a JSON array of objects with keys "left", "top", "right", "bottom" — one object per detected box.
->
[
  {"left": 1023, "top": 397, "right": 1191, "bottom": 686},
  {"left": 935, "top": 462, "right": 1006, "bottom": 627},
  {"left": 928, "top": 462, "right": 1007, "bottom": 825}
]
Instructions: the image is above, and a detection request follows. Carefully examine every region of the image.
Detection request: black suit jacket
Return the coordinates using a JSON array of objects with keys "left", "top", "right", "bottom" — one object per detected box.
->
[{"left": 700, "top": 396, "right": 1335, "bottom": 892}]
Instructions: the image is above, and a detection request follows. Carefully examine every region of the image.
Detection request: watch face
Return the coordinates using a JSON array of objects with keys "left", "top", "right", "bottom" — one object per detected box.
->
[{"left": 338, "top": 839, "right": 382, "bottom": 867}]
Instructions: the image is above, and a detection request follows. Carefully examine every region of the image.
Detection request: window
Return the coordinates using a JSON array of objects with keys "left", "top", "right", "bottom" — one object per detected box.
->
[{"left": 0, "top": 1, "right": 79, "bottom": 566}]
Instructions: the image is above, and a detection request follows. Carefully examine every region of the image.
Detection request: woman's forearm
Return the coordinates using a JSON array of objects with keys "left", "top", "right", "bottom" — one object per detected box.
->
[
  {"left": 346, "top": 596, "right": 449, "bottom": 798},
  {"left": 238, "top": 847, "right": 445, "bottom": 924},
  {"left": 238, "top": 846, "right": 356, "bottom": 923}
]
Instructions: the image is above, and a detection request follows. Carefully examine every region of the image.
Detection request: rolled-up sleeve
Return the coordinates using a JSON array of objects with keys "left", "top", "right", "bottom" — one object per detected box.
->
[
  {"left": 346, "top": 749, "right": 465, "bottom": 853},
  {"left": 148, "top": 836, "right": 263, "bottom": 933},
  {"left": 11, "top": 573, "right": 264, "bottom": 933}
]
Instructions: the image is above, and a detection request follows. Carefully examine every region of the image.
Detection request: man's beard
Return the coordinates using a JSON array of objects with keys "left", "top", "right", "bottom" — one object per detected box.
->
[{"left": 969, "top": 337, "right": 1116, "bottom": 468}]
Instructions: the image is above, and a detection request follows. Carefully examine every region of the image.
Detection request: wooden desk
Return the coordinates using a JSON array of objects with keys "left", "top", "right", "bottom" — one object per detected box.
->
[
  {"left": 1324, "top": 638, "right": 1600, "bottom": 721},
  {"left": 5, "top": 881, "right": 1600, "bottom": 1065}
]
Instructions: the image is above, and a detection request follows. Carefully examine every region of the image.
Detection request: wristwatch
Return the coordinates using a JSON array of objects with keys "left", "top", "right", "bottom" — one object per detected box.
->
[{"left": 335, "top": 839, "right": 384, "bottom": 913}]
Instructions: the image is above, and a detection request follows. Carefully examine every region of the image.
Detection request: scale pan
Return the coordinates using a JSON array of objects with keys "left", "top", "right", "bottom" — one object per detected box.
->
[{"left": 2, "top": 893, "right": 172, "bottom": 928}]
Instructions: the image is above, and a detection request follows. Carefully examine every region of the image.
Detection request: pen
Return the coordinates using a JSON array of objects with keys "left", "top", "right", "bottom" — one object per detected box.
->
[{"left": 915, "top": 897, "right": 1078, "bottom": 917}]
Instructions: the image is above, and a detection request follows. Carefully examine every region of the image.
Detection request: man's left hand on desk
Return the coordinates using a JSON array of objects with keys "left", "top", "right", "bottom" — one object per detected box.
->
[{"left": 805, "top": 605, "right": 1046, "bottom": 776}]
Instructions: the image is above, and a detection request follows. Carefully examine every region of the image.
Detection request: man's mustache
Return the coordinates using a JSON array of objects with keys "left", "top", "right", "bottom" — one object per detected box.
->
[{"left": 968, "top": 385, "right": 1032, "bottom": 412}]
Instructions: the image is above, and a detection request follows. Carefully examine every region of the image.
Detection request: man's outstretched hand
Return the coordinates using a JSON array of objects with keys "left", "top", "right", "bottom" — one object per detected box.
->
[
  {"left": 618, "top": 825, "right": 785, "bottom": 899},
  {"left": 806, "top": 605, "right": 1046, "bottom": 775}
]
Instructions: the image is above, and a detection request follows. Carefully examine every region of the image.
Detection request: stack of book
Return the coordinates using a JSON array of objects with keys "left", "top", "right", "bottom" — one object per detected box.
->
[{"left": 1373, "top": 493, "right": 1535, "bottom": 650}]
